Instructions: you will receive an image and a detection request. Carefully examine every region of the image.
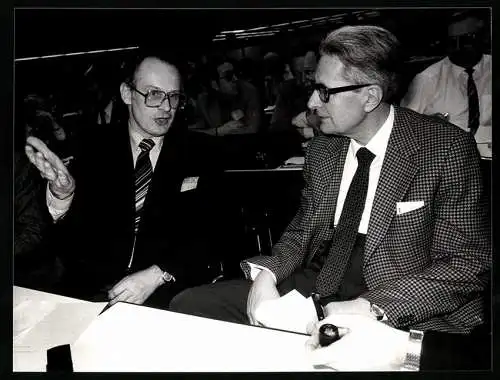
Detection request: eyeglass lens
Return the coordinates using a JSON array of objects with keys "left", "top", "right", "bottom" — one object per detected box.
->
[{"left": 146, "top": 90, "right": 183, "bottom": 108}]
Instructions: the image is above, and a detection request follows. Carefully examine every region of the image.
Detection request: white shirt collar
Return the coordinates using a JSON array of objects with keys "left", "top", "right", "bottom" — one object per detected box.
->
[
  {"left": 128, "top": 126, "right": 164, "bottom": 153},
  {"left": 447, "top": 55, "right": 487, "bottom": 78},
  {"left": 350, "top": 104, "right": 395, "bottom": 160}
]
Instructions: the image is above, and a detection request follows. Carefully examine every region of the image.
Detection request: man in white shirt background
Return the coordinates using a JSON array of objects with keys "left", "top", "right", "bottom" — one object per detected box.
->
[{"left": 400, "top": 10, "right": 491, "bottom": 159}]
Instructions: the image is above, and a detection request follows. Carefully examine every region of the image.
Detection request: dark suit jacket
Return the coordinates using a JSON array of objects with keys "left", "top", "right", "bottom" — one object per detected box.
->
[
  {"left": 56, "top": 120, "right": 224, "bottom": 299},
  {"left": 242, "top": 106, "right": 491, "bottom": 333}
]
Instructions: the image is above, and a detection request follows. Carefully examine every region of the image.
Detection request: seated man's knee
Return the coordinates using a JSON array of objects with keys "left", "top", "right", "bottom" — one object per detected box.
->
[{"left": 169, "top": 286, "right": 205, "bottom": 313}]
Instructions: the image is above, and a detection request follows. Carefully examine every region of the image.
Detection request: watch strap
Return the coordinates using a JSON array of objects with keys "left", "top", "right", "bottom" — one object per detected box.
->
[{"left": 402, "top": 329, "right": 424, "bottom": 371}]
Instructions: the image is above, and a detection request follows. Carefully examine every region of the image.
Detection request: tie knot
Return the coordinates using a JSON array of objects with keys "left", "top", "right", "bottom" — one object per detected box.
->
[
  {"left": 139, "top": 139, "right": 155, "bottom": 152},
  {"left": 465, "top": 67, "right": 474, "bottom": 76},
  {"left": 356, "top": 147, "right": 375, "bottom": 167}
]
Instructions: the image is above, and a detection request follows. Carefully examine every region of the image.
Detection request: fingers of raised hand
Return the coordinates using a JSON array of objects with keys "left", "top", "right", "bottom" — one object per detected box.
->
[
  {"left": 29, "top": 150, "right": 57, "bottom": 180},
  {"left": 26, "top": 136, "right": 68, "bottom": 174}
]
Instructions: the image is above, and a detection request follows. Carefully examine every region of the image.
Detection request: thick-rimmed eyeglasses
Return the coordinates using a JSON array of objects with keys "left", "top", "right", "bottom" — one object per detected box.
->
[
  {"left": 128, "top": 83, "right": 186, "bottom": 109},
  {"left": 314, "top": 83, "right": 374, "bottom": 103}
]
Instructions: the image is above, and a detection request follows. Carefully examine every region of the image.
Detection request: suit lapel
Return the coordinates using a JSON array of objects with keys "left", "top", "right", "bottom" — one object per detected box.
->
[
  {"left": 116, "top": 122, "right": 136, "bottom": 217},
  {"left": 308, "top": 136, "right": 350, "bottom": 254},
  {"left": 363, "top": 106, "right": 421, "bottom": 268},
  {"left": 143, "top": 130, "right": 186, "bottom": 213}
]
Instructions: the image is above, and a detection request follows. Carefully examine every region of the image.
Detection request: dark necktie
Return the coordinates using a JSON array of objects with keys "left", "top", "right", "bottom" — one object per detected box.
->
[
  {"left": 465, "top": 67, "right": 480, "bottom": 135},
  {"left": 315, "top": 147, "right": 375, "bottom": 297},
  {"left": 134, "top": 138, "right": 155, "bottom": 234}
]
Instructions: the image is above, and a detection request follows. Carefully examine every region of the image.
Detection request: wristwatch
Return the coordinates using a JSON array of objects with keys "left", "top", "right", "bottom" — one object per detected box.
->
[
  {"left": 370, "top": 302, "right": 388, "bottom": 321},
  {"left": 161, "top": 271, "right": 176, "bottom": 283},
  {"left": 401, "top": 329, "right": 424, "bottom": 371}
]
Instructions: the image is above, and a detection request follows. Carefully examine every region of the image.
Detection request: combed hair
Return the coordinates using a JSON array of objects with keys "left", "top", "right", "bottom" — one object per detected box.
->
[{"left": 319, "top": 25, "right": 402, "bottom": 102}]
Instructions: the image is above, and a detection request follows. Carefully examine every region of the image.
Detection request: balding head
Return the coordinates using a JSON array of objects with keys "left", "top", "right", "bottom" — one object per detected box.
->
[
  {"left": 120, "top": 55, "right": 183, "bottom": 138},
  {"left": 133, "top": 56, "right": 181, "bottom": 88}
]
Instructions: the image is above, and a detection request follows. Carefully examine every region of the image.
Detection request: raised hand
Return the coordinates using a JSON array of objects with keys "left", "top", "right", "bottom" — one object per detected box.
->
[{"left": 25, "top": 136, "right": 75, "bottom": 199}]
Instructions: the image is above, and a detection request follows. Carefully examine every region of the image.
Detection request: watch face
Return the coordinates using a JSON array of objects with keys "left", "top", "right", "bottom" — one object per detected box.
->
[{"left": 370, "top": 303, "right": 385, "bottom": 320}]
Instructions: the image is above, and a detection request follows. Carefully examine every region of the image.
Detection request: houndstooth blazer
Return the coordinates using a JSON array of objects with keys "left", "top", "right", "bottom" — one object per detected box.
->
[{"left": 242, "top": 106, "right": 491, "bottom": 333}]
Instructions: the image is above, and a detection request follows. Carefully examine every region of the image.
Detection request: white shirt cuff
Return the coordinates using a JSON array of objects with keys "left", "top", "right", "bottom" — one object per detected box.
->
[
  {"left": 247, "top": 263, "right": 277, "bottom": 284},
  {"left": 46, "top": 184, "right": 73, "bottom": 221}
]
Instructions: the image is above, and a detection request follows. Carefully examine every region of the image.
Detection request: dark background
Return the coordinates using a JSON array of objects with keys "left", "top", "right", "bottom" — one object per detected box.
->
[{"left": 14, "top": 8, "right": 465, "bottom": 59}]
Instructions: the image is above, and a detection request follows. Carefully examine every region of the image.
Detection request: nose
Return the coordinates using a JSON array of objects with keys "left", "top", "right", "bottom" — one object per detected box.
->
[{"left": 307, "top": 89, "right": 321, "bottom": 111}]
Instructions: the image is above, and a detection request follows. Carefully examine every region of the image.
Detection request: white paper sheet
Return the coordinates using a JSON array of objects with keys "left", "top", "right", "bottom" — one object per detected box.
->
[
  {"left": 254, "top": 290, "right": 318, "bottom": 334},
  {"left": 72, "top": 302, "right": 331, "bottom": 372},
  {"left": 13, "top": 287, "right": 106, "bottom": 372},
  {"left": 283, "top": 156, "right": 305, "bottom": 166}
]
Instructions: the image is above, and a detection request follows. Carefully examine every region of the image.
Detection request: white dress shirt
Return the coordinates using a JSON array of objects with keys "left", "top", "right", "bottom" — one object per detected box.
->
[
  {"left": 400, "top": 55, "right": 491, "bottom": 158},
  {"left": 249, "top": 106, "right": 395, "bottom": 282},
  {"left": 47, "top": 127, "right": 164, "bottom": 221}
]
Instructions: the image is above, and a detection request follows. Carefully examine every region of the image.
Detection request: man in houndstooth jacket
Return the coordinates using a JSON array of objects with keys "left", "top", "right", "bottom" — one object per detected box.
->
[{"left": 170, "top": 25, "right": 490, "bottom": 335}]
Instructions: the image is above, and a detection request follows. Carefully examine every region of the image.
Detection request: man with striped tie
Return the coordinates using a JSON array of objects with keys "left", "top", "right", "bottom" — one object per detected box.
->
[{"left": 25, "top": 51, "right": 223, "bottom": 308}]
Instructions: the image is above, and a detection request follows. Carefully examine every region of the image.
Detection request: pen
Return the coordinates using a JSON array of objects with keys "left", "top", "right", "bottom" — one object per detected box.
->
[
  {"left": 311, "top": 292, "right": 325, "bottom": 321},
  {"left": 98, "top": 302, "right": 113, "bottom": 315}
]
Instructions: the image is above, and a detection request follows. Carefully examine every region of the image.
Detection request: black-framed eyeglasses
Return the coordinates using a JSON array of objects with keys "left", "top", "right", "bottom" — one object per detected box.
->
[
  {"left": 314, "top": 83, "right": 374, "bottom": 103},
  {"left": 128, "top": 83, "right": 186, "bottom": 109}
]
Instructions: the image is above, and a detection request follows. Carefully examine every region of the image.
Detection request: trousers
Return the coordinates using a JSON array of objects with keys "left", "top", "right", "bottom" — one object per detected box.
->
[{"left": 169, "top": 268, "right": 319, "bottom": 324}]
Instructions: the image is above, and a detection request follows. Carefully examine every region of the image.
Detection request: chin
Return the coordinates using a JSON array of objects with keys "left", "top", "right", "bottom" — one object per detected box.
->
[
  {"left": 318, "top": 122, "right": 338, "bottom": 136},
  {"left": 147, "top": 125, "right": 171, "bottom": 137}
]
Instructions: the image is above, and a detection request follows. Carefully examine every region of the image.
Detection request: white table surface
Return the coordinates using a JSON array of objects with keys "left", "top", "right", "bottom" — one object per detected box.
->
[
  {"left": 13, "top": 286, "right": 106, "bottom": 372},
  {"left": 13, "top": 286, "right": 330, "bottom": 372}
]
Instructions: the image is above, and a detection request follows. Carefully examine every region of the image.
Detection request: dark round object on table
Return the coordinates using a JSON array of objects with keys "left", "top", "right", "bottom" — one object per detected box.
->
[{"left": 319, "top": 323, "right": 340, "bottom": 347}]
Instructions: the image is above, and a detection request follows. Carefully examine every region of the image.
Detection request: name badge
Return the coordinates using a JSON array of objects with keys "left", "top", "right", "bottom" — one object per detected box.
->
[{"left": 181, "top": 176, "right": 199, "bottom": 192}]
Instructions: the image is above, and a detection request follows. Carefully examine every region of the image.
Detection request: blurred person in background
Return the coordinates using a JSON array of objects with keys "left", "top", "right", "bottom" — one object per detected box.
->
[
  {"left": 262, "top": 52, "right": 288, "bottom": 108},
  {"left": 265, "top": 51, "right": 319, "bottom": 160},
  {"left": 14, "top": 94, "right": 65, "bottom": 290},
  {"left": 23, "top": 93, "right": 72, "bottom": 161},
  {"left": 192, "top": 60, "right": 261, "bottom": 136},
  {"left": 270, "top": 50, "right": 319, "bottom": 136},
  {"left": 291, "top": 50, "right": 322, "bottom": 142}
]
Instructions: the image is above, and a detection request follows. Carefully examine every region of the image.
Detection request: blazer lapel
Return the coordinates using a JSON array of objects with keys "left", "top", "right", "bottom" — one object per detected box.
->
[
  {"left": 116, "top": 123, "right": 136, "bottom": 218},
  {"left": 363, "top": 106, "right": 421, "bottom": 268},
  {"left": 143, "top": 130, "right": 186, "bottom": 211},
  {"left": 308, "top": 136, "right": 350, "bottom": 255}
]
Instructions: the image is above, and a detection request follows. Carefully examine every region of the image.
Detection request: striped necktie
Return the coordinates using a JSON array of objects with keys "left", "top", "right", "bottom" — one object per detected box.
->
[
  {"left": 315, "top": 147, "right": 375, "bottom": 297},
  {"left": 465, "top": 67, "right": 480, "bottom": 135},
  {"left": 134, "top": 138, "right": 155, "bottom": 234}
]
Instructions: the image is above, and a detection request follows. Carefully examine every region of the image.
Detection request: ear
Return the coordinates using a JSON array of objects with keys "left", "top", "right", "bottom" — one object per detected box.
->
[
  {"left": 211, "top": 80, "right": 219, "bottom": 91},
  {"left": 363, "top": 85, "right": 383, "bottom": 112},
  {"left": 120, "top": 82, "right": 132, "bottom": 105}
]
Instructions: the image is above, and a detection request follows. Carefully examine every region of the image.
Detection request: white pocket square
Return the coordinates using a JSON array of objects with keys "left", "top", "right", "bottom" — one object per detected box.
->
[
  {"left": 396, "top": 201, "right": 424, "bottom": 215},
  {"left": 181, "top": 176, "right": 199, "bottom": 192}
]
